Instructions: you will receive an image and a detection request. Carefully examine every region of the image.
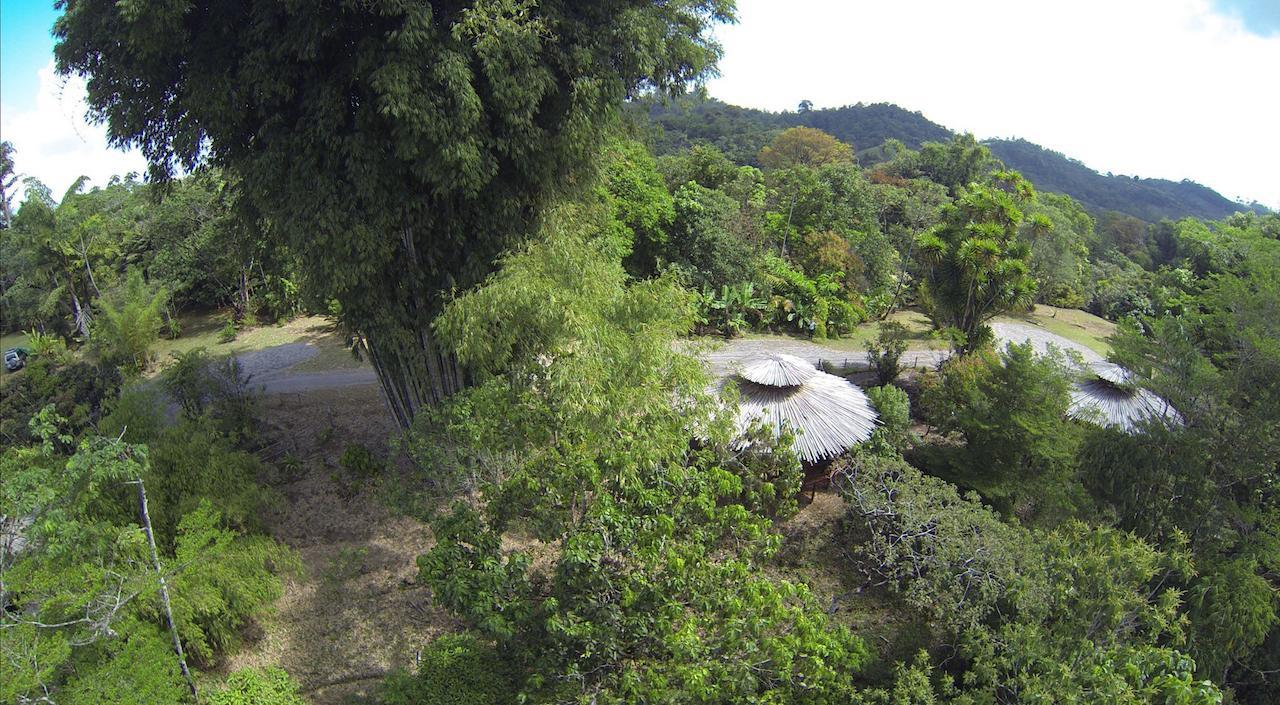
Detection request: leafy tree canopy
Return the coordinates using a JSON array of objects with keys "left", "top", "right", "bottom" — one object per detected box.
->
[{"left": 56, "top": 0, "right": 736, "bottom": 425}]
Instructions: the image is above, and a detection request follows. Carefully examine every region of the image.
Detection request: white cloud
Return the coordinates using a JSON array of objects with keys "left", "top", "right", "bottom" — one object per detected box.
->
[
  {"left": 708, "top": 0, "right": 1280, "bottom": 209},
  {"left": 1, "top": 61, "right": 147, "bottom": 203}
]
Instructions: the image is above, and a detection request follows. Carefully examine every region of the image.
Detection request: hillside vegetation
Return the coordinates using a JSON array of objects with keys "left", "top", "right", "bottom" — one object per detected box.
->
[{"left": 637, "top": 94, "right": 1265, "bottom": 223}]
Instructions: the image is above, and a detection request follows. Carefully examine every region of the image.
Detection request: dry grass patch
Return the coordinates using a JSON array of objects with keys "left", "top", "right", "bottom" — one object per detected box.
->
[
  {"left": 223, "top": 386, "right": 453, "bottom": 704},
  {"left": 996, "top": 305, "right": 1117, "bottom": 355}
]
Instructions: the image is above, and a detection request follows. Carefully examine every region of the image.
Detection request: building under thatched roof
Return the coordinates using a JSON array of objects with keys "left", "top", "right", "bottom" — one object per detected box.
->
[
  {"left": 726, "top": 353, "right": 878, "bottom": 464},
  {"left": 1068, "top": 361, "right": 1182, "bottom": 433}
]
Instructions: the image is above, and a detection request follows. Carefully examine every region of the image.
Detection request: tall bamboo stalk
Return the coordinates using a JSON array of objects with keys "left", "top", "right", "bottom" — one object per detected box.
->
[{"left": 130, "top": 478, "right": 197, "bottom": 699}]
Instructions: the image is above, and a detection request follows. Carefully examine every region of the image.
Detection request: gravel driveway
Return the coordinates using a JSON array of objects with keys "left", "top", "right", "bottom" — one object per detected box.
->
[
  {"left": 990, "top": 321, "right": 1103, "bottom": 367},
  {"left": 226, "top": 322, "right": 1099, "bottom": 397}
]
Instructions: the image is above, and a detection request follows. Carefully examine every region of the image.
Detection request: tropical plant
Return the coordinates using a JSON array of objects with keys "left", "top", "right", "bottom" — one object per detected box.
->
[
  {"left": 866, "top": 321, "right": 909, "bottom": 385},
  {"left": 92, "top": 268, "right": 167, "bottom": 372},
  {"left": 699, "top": 281, "right": 766, "bottom": 336},
  {"left": 914, "top": 173, "right": 1038, "bottom": 353}
]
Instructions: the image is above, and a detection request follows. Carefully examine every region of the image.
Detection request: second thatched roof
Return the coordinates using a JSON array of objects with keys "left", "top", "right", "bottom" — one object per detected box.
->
[
  {"left": 1069, "top": 362, "right": 1182, "bottom": 433},
  {"left": 727, "top": 354, "right": 878, "bottom": 464}
]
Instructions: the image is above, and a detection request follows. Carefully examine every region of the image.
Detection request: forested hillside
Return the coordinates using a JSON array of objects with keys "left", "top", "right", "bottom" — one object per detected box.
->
[
  {"left": 985, "top": 138, "right": 1268, "bottom": 222},
  {"left": 637, "top": 94, "right": 1262, "bottom": 223},
  {"left": 636, "top": 94, "right": 951, "bottom": 164}
]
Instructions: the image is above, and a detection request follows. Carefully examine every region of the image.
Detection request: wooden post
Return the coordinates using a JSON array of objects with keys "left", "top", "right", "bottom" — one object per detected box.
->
[{"left": 130, "top": 478, "right": 198, "bottom": 700}]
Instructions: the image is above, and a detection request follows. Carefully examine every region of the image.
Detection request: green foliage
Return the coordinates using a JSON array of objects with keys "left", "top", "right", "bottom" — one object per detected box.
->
[
  {"left": 160, "top": 348, "right": 260, "bottom": 439},
  {"left": 919, "top": 342, "right": 1083, "bottom": 519},
  {"left": 598, "top": 137, "right": 675, "bottom": 265},
  {"left": 25, "top": 328, "right": 76, "bottom": 365},
  {"left": 863, "top": 385, "right": 914, "bottom": 455},
  {"left": 340, "top": 443, "right": 384, "bottom": 482},
  {"left": 58, "top": 0, "right": 736, "bottom": 424},
  {"left": 0, "top": 357, "right": 121, "bottom": 444},
  {"left": 208, "top": 667, "right": 306, "bottom": 705},
  {"left": 144, "top": 419, "right": 271, "bottom": 549},
  {"left": 866, "top": 321, "right": 909, "bottom": 385},
  {"left": 377, "top": 634, "right": 514, "bottom": 705},
  {"left": 1, "top": 429, "right": 293, "bottom": 702},
  {"left": 409, "top": 227, "right": 866, "bottom": 701},
  {"left": 218, "top": 317, "right": 238, "bottom": 343},
  {"left": 693, "top": 281, "right": 766, "bottom": 337},
  {"left": 836, "top": 456, "right": 1026, "bottom": 631},
  {"left": 163, "top": 501, "right": 297, "bottom": 665},
  {"left": 1188, "top": 559, "right": 1279, "bottom": 680},
  {"left": 836, "top": 457, "right": 1221, "bottom": 704},
  {"left": 58, "top": 625, "right": 192, "bottom": 705},
  {"left": 664, "top": 180, "right": 757, "bottom": 290},
  {"left": 1027, "top": 191, "right": 1093, "bottom": 307},
  {"left": 761, "top": 254, "right": 863, "bottom": 338},
  {"left": 92, "top": 268, "right": 167, "bottom": 373},
  {"left": 99, "top": 384, "right": 168, "bottom": 445},
  {"left": 915, "top": 174, "right": 1037, "bottom": 353}
]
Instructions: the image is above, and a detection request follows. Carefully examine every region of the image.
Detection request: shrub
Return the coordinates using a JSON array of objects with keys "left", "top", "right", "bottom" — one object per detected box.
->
[
  {"left": 209, "top": 667, "right": 306, "bottom": 705},
  {"left": 161, "top": 348, "right": 260, "bottom": 439},
  {"left": 164, "top": 315, "right": 182, "bottom": 339},
  {"left": 834, "top": 455, "right": 1028, "bottom": 631},
  {"left": 163, "top": 502, "right": 299, "bottom": 665},
  {"left": 340, "top": 443, "right": 384, "bottom": 481},
  {"left": 377, "top": 634, "right": 514, "bottom": 705},
  {"left": 92, "top": 269, "right": 167, "bottom": 373},
  {"left": 58, "top": 626, "right": 191, "bottom": 705},
  {"left": 145, "top": 419, "right": 272, "bottom": 548},
  {"left": 0, "top": 358, "right": 121, "bottom": 444},
  {"left": 25, "top": 329, "right": 76, "bottom": 366},
  {"left": 218, "top": 318, "right": 238, "bottom": 343},
  {"left": 99, "top": 385, "right": 168, "bottom": 444},
  {"left": 866, "top": 321, "right": 909, "bottom": 385},
  {"left": 864, "top": 385, "right": 915, "bottom": 455},
  {"left": 334, "top": 442, "right": 385, "bottom": 495},
  {"left": 918, "top": 343, "right": 1084, "bottom": 520}
]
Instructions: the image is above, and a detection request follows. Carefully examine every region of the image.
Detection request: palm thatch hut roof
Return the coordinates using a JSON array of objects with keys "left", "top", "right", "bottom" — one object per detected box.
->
[
  {"left": 1069, "top": 361, "right": 1182, "bottom": 433},
  {"left": 726, "top": 354, "right": 878, "bottom": 464}
]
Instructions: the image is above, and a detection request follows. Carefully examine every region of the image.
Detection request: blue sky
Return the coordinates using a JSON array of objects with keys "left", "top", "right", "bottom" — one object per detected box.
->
[
  {"left": 0, "top": 2, "right": 57, "bottom": 113},
  {"left": 1214, "top": 0, "right": 1280, "bottom": 35},
  {"left": 2, "top": 0, "right": 1277, "bottom": 208}
]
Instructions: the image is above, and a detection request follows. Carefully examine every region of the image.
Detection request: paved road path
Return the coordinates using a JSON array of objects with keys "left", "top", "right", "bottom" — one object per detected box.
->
[
  {"left": 693, "top": 338, "right": 946, "bottom": 377},
  {"left": 233, "top": 322, "right": 1100, "bottom": 396},
  {"left": 990, "top": 321, "right": 1103, "bottom": 367}
]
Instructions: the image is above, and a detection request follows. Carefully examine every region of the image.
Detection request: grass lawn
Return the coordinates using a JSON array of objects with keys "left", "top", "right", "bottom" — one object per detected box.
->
[
  {"left": 735, "top": 306, "right": 1116, "bottom": 356},
  {"left": 154, "top": 312, "right": 363, "bottom": 372},
  {"left": 1, "top": 331, "right": 32, "bottom": 351},
  {"left": 994, "top": 305, "right": 1117, "bottom": 356},
  {"left": 742, "top": 309, "right": 946, "bottom": 352}
]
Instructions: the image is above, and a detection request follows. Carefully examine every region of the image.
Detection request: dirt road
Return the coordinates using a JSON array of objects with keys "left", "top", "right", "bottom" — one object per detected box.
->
[{"left": 235, "top": 322, "right": 1100, "bottom": 397}]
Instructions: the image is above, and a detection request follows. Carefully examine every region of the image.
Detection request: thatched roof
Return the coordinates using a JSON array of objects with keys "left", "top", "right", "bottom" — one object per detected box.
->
[
  {"left": 1069, "top": 362, "right": 1182, "bottom": 433},
  {"left": 726, "top": 354, "right": 878, "bottom": 464},
  {"left": 740, "top": 353, "right": 817, "bottom": 386}
]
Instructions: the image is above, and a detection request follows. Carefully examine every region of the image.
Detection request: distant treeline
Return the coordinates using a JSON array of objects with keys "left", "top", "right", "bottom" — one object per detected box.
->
[{"left": 633, "top": 94, "right": 1268, "bottom": 223}]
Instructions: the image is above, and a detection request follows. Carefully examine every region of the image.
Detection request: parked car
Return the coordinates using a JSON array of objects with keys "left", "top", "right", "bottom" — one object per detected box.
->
[{"left": 4, "top": 347, "right": 28, "bottom": 372}]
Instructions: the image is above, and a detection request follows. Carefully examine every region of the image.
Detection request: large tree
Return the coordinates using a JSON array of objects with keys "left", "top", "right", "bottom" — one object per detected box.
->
[
  {"left": 55, "top": 0, "right": 734, "bottom": 426},
  {"left": 915, "top": 171, "right": 1038, "bottom": 352}
]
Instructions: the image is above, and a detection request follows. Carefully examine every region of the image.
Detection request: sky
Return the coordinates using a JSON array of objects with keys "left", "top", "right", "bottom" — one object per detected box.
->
[
  {"left": 2, "top": 0, "right": 1277, "bottom": 209},
  {"left": 707, "top": 0, "right": 1280, "bottom": 209}
]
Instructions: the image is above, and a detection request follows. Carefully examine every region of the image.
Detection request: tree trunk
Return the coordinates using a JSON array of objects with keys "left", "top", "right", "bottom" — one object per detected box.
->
[
  {"left": 133, "top": 478, "right": 197, "bottom": 700},
  {"left": 70, "top": 286, "right": 91, "bottom": 340},
  {"left": 357, "top": 225, "right": 469, "bottom": 428},
  {"left": 79, "top": 236, "right": 101, "bottom": 297},
  {"left": 363, "top": 329, "right": 465, "bottom": 429},
  {"left": 238, "top": 259, "right": 254, "bottom": 316}
]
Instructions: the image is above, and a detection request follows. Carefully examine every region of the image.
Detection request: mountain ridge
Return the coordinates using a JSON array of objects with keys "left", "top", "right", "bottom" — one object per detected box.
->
[{"left": 636, "top": 95, "right": 1267, "bottom": 223}]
